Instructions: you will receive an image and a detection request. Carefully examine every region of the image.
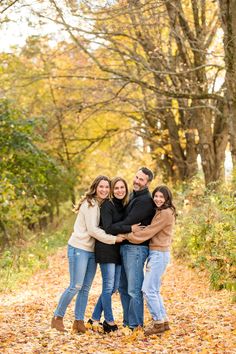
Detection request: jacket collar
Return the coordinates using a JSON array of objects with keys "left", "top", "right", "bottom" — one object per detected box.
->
[{"left": 132, "top": 187, "right": 150, "bottom": 198}]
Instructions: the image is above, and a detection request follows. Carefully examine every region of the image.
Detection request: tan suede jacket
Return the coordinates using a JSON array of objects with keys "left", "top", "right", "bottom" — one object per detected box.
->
[{"left": 127, "top": 208, "right": 175, "bottom": 251}]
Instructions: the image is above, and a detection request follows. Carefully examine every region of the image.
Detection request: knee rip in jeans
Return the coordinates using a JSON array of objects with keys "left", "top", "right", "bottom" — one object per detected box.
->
[
  {"left": 143, "top": 290, "right": 159, "bottom": 297},
  {"left": 75, "top": 283, "right": 82, "bottom": 290},
  {"left": 146, "top": 263, "right": 151, "bottom": 272}
]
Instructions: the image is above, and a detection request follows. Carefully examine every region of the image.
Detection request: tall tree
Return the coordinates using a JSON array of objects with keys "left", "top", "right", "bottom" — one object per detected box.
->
[
  {"left": 218, "top": 0, "right": 236, "bottom": 168},
  {"left": 42, "top": 0, "right": 228, "bottom": 186},
  {"left": 165, "top": 0, "right": 228, "bottom": 185}
]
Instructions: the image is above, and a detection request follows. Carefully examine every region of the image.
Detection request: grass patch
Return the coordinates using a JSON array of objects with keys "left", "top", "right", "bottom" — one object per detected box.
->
[{"left": 0, "top": 211, "right": 75, "bottom": 292}]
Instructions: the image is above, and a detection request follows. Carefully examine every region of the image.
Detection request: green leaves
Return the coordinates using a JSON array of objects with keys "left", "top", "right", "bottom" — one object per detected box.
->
[
  {"left": 0, "top": 99, "right": 70, "bottom": 247},
  {"left": 173, "top": 183, "right": 236, "bottom": 292}
]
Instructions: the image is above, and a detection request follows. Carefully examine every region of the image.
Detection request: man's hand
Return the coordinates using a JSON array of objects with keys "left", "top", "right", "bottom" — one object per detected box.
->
[{"left": 131, "top": 223, "right": 145, "bottom": 232}]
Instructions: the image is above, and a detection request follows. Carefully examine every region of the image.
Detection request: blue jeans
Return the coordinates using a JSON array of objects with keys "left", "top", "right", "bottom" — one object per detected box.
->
[
  {"left": 54, "top": 245, "right": 97, "bottom": 320},
  {"left": 142, "top": 250, "right": 170, "bottom": 321},
  {"left": 92, "top": 263, "right": 121, "bottom": 323},
  {"left": 119, "top": 244, "right": 149, "bottom": 328}
]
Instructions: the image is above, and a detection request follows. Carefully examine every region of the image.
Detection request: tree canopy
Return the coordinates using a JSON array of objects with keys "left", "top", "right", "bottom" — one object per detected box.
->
[{"left": 0, "top": 0, "right": 235, "bottom": 246}]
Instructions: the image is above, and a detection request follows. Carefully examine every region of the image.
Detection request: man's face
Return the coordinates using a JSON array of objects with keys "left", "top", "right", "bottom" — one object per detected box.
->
[{"left": 133, "top": 170, "right": 149, "bottom": 191}]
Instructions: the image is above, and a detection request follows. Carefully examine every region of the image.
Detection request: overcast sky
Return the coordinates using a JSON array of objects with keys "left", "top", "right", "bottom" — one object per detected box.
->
[{"left": 0, "top": 1, "right": 64, "bottom": 52}]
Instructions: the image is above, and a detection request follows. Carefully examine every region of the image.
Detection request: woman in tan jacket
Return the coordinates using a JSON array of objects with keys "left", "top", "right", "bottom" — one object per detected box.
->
[{"left": 126, "top": 185, "right": 176, "bottom": 336}]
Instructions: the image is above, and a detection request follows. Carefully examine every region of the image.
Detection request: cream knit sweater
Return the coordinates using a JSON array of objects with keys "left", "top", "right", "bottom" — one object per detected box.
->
[{"left": 68, "top": 199, "right": 116, "bottom": 252}]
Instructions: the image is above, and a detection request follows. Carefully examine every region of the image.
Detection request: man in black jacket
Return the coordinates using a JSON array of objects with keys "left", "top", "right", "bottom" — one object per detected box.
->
[{"left": 113, "top": 167, "right": 155, "bottom": 330}]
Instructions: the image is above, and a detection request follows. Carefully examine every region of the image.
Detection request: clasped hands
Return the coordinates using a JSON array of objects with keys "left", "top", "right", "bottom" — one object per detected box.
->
[{"left": 116, "top": 223, "right": 145, "bottom": 243}]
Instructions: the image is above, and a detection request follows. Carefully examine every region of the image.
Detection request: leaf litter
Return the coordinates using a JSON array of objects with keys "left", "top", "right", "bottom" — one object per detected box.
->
[{"left": 0, "top": 248, "right": 235, "bottom": 353}]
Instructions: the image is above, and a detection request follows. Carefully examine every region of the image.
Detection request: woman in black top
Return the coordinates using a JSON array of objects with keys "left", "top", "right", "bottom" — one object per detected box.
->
[{"left": 88, "top": 177, "right": 129, "bottom": 332}]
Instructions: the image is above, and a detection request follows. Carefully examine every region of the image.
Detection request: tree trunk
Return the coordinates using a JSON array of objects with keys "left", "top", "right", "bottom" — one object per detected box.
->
[
  {"left": 218, "top": 0, "right": 236, "bottom": 166},
  {"left": 185, "top": 129, "right": 198, "bottom": 179},
  {"left": 213, "top": 99, "right": 229, "bottom": 181},
  {"left": 196, "top": 105, "right": 228, "bottom": 187},
  {"left": 178, "top": 100, "right": 198, "bottom": 179},
  {"left": 165, "top": 111, "right": 187, "bottom": 180},
  {"left": 0, "top": 220, "right": 10, "bottom": 248},
  {"left": 196, "top": 108, "right": 215, "bottom": 186}
]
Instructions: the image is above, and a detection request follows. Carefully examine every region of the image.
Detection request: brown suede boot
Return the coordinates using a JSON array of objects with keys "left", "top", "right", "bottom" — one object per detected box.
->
[
  {"left": 144, "top": 321, "right": 165, "bottom": 336},
  {"left": 72, "top": 320, "right": 87, "bottom": 333},
  {"left": 51, "top": 316, "right": 66, "bottom": 332}
]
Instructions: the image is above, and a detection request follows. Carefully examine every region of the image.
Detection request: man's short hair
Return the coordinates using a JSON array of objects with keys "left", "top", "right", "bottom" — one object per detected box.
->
[{"left": 139, "top": 167, "right": 154, "bottom": 182}]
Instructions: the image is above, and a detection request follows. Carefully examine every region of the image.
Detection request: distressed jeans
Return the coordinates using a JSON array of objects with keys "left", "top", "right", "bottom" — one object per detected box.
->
[
  {"left": 119, "top": 244, "right": 149, "bottom": 329},
  {"left": 142, "top": 250, "right": 170, "bottom": 321},
  {"left": 54, "top": 245, "right": 97, "bottom": 320}
]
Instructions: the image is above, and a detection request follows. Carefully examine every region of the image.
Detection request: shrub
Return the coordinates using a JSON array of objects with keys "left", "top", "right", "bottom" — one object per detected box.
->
[{"left": 173, "top": 181, "right": 236, "bottom": 292}]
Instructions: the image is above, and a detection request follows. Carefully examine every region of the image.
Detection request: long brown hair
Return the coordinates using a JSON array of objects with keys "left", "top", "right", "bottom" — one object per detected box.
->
[
  {"left": 152, "top": 185, "right": 176, "bottom": 217},
  {"left": 111, "top": 177, "right": 129, "bottom": 206},
  {"left": 74, "top": 175, "right": 111, "bottom": 212}
]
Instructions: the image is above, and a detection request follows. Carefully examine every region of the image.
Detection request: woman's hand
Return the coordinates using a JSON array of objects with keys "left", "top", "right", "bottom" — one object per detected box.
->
[
  {"left": 115, "top": 235, "right": 126, "bottom": 243},
  {"left": 131, "top": 223, "right": 145, "bottom": 232}
]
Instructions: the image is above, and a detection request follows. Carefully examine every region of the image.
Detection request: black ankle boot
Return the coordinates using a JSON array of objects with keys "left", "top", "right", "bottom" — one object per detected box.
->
[
  {"left": 87, "top": 318, "right": 94, "bottom": 326},
  {"left": 87, "top": 318, "right": 103, "bottom": 329},
  {"left": 103, "top": 320, "right": 118, "bottom": 333}
]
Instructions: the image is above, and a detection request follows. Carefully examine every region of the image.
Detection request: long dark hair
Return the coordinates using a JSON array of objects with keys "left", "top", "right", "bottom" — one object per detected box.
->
[
  {"left": 74, "top": 175, "right": 111, "bottom": 212},
  {"left": 111, "top": 177, "right": 129, "bottom": 206},
  {"left": 152, "top": 185, "right": 176, "bottom": 217}
]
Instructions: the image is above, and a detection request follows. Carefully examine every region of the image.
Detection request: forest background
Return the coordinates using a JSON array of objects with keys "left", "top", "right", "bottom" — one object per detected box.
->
[{"left": 0, "top": 0, "right": 235, "bottom": 298}]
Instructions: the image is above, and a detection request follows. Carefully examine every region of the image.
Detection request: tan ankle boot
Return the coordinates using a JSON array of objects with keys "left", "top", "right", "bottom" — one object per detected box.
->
[
  {"left": 72, "top": 320, "right": 87, "bottom": 333},
  {"left": 51, "top": 316, "right": 66, "bottom": 332},
  {"left": 144, "top": 321, "right": 165, "bottom": 336}
]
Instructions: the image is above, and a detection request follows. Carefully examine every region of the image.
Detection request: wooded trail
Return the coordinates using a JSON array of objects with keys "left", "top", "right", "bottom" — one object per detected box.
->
[{"left": 1, "top": 248, "right": 235, "bottom": 354}]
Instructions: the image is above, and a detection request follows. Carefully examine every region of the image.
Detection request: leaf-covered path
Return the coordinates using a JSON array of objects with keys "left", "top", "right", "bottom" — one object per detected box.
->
[{"left": 1, "top": 248, "right": 235, "bottom": 354}]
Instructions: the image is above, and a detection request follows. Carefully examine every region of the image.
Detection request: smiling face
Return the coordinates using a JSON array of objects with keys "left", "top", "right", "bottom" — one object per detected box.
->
[
  {"left": 153, "top": 191, "right": 166, "bottom": 208},
  {"left": 133, "top": 170, "right": 149, "bottom": 191},
  {"left": 113, "top": 180, "right": 127, "bottom": 200},
  {"left": 96, "top": 179, "right": 110, "bottom": 201}
]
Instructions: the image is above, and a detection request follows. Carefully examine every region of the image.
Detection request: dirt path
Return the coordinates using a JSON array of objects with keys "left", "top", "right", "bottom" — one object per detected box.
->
[{"left": 0, "top": 247, "right": 235, "bottom": 354}]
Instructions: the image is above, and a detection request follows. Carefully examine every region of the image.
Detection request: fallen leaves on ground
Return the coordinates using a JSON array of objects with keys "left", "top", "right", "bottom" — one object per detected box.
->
[{"left": 0, "top": 248, "right": 235, "bottom": 354}]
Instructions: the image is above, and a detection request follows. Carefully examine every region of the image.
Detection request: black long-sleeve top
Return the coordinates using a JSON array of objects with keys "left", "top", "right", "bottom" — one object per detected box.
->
[
  {"left": 95, "top": 197, "right": 126, "bottom": 264},
  {"left": 111, "top": 188, "right": 156, "bottom": 246}
]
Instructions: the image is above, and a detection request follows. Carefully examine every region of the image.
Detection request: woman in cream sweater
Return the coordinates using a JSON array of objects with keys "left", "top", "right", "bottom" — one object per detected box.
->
[
  {"left": 51, "top": 175, "right": 125, "bottom": 333},
  {"left": 126, "top": 185, "right": 176, "bottom": 336}
]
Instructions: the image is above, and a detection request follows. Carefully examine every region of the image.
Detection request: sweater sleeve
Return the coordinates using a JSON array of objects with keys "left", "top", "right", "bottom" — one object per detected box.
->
[
  {"left": 111, "top": 198, "right": 154, "bottom": 233},
  {"left": 127, "top": 210, "right": 172, "bottom": 244},
  {"left": 84, "top": 204, "right": 116, "bottom": 244}
]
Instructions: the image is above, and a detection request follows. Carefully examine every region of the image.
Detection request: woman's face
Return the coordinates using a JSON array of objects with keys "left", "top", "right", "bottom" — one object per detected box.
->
[
  {"left": 153, "top": 191, "right": 165, "bottom": 208},
  {"left": 113, "top": 180, "right": 127, "bottom": 200},
  {"left": 96, "top": 180, "right": 110, "bottom": 200}
]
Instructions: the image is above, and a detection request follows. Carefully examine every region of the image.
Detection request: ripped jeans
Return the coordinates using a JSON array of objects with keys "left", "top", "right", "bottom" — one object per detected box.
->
[{"left": 54, "top": 245, "right": 97, "bottom": 320}]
